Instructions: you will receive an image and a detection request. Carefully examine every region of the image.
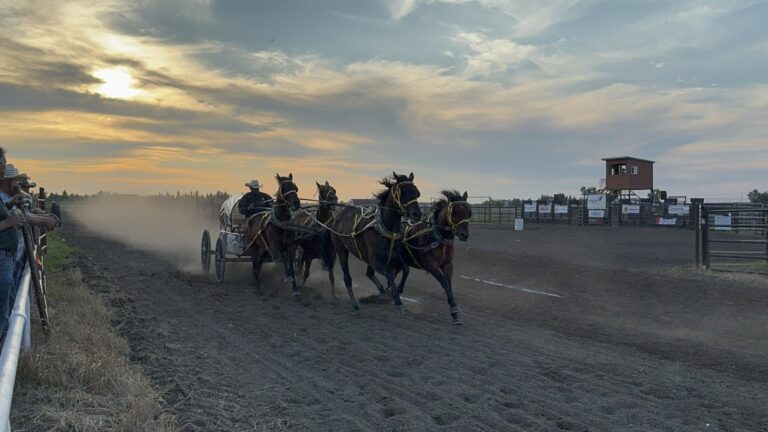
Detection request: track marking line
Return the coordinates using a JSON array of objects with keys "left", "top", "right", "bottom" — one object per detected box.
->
[
  {"left": 460, "top": 276, "right": 562, "bottom": 298},
  {"left": 400, "top": 296, "right": 419, "bottom": 303}
]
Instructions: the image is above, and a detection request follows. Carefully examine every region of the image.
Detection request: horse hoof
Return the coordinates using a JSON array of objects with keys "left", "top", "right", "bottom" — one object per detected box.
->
[
  {"left": 453, "top": 317, "right": 464, "bottom": 326},
  {"left": 394, "top": 304, "right": 404, "bottom": 314}
]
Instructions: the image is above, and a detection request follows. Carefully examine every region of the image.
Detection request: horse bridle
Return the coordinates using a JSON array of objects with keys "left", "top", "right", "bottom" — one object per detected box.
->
[
  {"left": 390, "top": 181, "right": 419, "bottom": 215},
  {"left": 276, "top": 180, "right": 298, "bottom": 205},
  {"left": 445, "top": 201, "right": 471, "bottom": 231}
]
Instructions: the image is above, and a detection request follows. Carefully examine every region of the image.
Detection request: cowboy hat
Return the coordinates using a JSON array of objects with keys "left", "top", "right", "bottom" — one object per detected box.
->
[
  {"left": 245, "top": 179, "right": 262, "bottom": 188},
  {"left": 1, "top": 164, "right": 26, "bottom": 181},
  {"left": 20, "top": 176, "right": 37, "bottom": 188}
]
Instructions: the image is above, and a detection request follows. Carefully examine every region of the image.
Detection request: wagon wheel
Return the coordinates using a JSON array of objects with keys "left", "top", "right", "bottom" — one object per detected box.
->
[
  {"left": 201, "top": 229, "right": 211, "bottom": 274},
  {"left": 215, "top": 236, "right": 226, "bottom": 283}
]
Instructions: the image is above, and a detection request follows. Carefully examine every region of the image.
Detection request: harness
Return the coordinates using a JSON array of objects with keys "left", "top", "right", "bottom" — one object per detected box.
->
[
  {"left": 244, "top": 179, "right": 300, "bottom": 252},
  {"left": 401, "top": 201, "right": 470, "bottom": 270}
]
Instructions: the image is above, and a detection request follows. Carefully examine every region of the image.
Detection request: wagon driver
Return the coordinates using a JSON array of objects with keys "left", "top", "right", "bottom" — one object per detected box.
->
[{"left": 238, "top": 179, "right": 273, "bottom": 219}]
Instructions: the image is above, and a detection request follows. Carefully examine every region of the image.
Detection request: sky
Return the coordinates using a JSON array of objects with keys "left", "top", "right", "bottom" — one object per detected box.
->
[{"left": 1, "top": 0, "right": 766, "bottom": 201}]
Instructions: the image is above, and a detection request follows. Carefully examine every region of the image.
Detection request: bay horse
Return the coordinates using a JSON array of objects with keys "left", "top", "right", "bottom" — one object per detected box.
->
[
  {"left": 244, "top": 173, "right": 302, "bottom": 298},
  {"left": 329, "top": 172, "right": 422, "bottom": 311},
  {"left": 392, "top": 190, "right": 472, "bottom": 325},
  {"left": 292, "top": 181, "right": 338, "bottom": 296}
]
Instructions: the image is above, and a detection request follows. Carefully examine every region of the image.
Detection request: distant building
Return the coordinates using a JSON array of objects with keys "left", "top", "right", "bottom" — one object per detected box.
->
[
  {"left": 602, "top": 156, "right": 654, "bottom": 195},
  {"left": 347, "top": 198, "right": 378, "bottom": 207}
]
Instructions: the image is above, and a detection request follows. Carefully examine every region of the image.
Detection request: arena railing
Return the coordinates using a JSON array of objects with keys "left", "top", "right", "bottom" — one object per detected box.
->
[{"left": 0, "top": 263, "right": 32, "bottom": 432}]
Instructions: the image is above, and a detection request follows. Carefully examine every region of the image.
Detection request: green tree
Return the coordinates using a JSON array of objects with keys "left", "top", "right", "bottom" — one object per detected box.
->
[
  {"left": 580, "top": 186, "right": 597, "bottom": 195},
  {"left": 747, "top": 189, "right": 768, "bottom": 205}
]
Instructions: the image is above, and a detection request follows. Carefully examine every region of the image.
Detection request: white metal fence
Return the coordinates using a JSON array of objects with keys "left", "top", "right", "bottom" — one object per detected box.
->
[{"left": 0, "top": 264, "right": 32, "bottom": 432}]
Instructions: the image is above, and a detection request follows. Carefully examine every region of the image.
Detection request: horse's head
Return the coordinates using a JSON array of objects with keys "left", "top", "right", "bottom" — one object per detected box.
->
[
  {"left": 275, "top": 172, "right": 300, "bottom": 212},
  {"left": 435, "top": 190, "right": 471, "bottom": 241},
  {"left": 389, "top": 171, "right": 421, "bottom": 223},
  {"left": 316, "top": 180, "right": 338, "bottom": 206}
]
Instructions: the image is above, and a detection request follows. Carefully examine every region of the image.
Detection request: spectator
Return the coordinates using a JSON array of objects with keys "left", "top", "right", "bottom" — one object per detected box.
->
[{"left": 0, "top": 148, "right": 25, "bottom": 339}]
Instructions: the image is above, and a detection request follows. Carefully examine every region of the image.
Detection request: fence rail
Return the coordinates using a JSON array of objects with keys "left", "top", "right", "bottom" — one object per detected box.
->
[{"left": 0, "top": 264, "right": 32, "bottom": 432}]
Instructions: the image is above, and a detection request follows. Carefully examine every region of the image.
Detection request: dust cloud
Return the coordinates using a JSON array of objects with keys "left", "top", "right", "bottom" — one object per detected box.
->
[{"left": 68, "top": 196, "right": 219, "bottom": 272}]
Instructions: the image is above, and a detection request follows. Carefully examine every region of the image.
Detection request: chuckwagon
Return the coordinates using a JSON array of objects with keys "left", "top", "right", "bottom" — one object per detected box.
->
[{"left": 200, "top": 194, "right": 271, "bottom": 283}]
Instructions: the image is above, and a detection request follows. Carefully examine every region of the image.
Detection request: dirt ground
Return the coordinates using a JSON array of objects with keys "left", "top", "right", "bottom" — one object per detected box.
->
[{"left": 60, "top": 219, "right": 768, "bottom": 431}]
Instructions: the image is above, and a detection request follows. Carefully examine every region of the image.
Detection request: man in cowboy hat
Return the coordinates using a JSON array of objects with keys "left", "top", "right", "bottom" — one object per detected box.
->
[
  {"left": 0, "top": 152, "right": 26, "bottom": 339},
  {"left": 238, "top": 179, "right": 273, "bottom": 219}
]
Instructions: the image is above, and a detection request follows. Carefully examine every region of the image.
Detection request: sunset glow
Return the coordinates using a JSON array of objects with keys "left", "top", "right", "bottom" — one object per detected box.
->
[{"left": 92, "top": 68, "right": 141, "bottom": 99}]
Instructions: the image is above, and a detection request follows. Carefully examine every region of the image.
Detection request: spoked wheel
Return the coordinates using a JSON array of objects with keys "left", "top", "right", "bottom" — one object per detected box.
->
[
  {"left": 201, "top": 229, "right": 211, "bottom": 274},
  {"left": 215, "top": 236, "right": 226, "bottom": 283}
]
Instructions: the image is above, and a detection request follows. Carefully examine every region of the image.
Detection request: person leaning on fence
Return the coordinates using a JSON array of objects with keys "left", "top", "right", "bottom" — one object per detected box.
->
[{"left": 0, "top": 148, "right": 27, "bottom": 340}]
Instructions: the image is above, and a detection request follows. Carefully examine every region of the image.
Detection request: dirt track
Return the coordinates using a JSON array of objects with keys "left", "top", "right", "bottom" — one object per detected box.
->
[{"left": 61, "top": 220, "right": 768, "bottom": 431}]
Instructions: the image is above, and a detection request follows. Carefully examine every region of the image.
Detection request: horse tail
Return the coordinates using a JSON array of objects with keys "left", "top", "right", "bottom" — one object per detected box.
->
[{"left": 320, "top": 230, "right": 336, "bottom": 271}]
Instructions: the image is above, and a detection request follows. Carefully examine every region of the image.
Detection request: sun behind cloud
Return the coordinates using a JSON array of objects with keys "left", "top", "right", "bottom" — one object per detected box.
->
[{"left": 92, "top": 67, "right": 142, "bottom": 99}]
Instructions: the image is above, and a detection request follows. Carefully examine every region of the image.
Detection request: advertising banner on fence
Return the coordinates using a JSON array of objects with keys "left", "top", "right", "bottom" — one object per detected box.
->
[
  {"left": 587, "top": 194, "right": 606, "bottom": 210},
  {"left": 524, "top": 204, "right": 536, "bottom": 213},
  {"left": 538, "top": 204, "right": 552, "bottom": 214},
  {"left": 656, "top": 217, "right": 678, "bottom": 225},
  {"left": 622, "top": 204, "right": 640, "bottom": 214},
  {"left": 714, "top": 215, "right": 732, "bottom": 231},
  {"left": 554, "top": 205, "right": 569, "bottom": 214},
  {"left": 588, "top": 210, "right": 605, "bottom": 218},
  {"left": 668, "top": 204, "right": 690, "bottom": 215}
]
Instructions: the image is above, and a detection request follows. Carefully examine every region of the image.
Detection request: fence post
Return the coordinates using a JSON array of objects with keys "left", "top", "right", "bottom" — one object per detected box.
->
[
  {"left": 701, "top": 206, "right": 710, "bottom": 270},
  {"left": 765, "top": 209, "right": 768, "bottom": 263},
  {"left": 691, "top": 199, "right": 703, "bottom": 268},
  {"left": 536, "top": 201, "right": 541, "bottom": 224}
]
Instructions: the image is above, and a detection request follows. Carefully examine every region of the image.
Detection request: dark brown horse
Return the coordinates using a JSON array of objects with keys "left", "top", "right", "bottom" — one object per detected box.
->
[
  {"left": 393, "top": 190, "right": 472, "bottom": 325},
  {"left": 292, "top": 181, "right": 338, "bottom": 296},
  {"left": 244, "top": 173, "right": 302, "bottom": 298},
  {"left": 329, "top": 172, "right": 422, "bottom": 311}
]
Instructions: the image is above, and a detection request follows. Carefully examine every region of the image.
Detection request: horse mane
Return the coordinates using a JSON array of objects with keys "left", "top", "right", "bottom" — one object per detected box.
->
[
  {"left": 431, "top": 189, "right": 465, "bottom": 214},
  {"left": 374, "top": 174, "right": 410, "bottom": 205}
]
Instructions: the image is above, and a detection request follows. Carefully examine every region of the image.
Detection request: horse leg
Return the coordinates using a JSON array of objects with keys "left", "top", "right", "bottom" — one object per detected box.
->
[
  {"left": 397, "top": 265, "right": 410, "bottom": 295},
  {"left": 302, "top": 255, "right": 312, "bottom": 288},
  {"left": 366, "top": 265, "right": 388, "bottom": 300},
  {"left": 251, "top": 253, "right": 264, "bottom": 294},
  {"left": 336, "top": 246, "right": 359, "bottom": 311},
  {"left": 275, "top": 248, "right": 301, "bottom": 299},
  {"left": 435, "top": 262, "right": 462, "bottom": 325},
  {"left": 385, "top": 267, "right": 404, "bottom": 310},
  {"left": 327, "top": 266, "right": 337, "bottom": 301}
]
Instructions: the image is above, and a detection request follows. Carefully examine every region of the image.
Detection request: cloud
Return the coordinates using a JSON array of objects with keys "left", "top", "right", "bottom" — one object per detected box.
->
[{"left": 1, "top": 0, "right": 767, "bottom": 199}]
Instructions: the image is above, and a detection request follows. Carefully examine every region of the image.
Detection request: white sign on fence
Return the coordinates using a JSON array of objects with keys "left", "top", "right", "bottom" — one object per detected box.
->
[
  {"left": 588, "top": 210, "right": 605, "bottom": 218},
  {"left": 622, "top": 204, "right": 640, "bottom": 214},
  {"left": 587, "top": 194, "right": 606, "bottom": 210},
  {"left": 538, "top": 204, "right": 552, "bottom": 214},
  {"left": 714, "top": 215, "right": 732, "bottom": 231},
  {"left": 668, "top": 204, "right": 690, "bottom": 215},
  {"left": 524, "top": 204, "right": 536, "bottom": 213},
  {"left": 657, "top": 217, "right": 677, "bottom": 225},
  {"left": 554, "top": 205, "right": 569, "bottom": 214}
]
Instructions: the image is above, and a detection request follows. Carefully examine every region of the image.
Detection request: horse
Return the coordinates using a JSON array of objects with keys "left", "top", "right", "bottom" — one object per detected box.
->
[
  {"left": 292, "top": 181, "right": 338, "bottom": 297},
  {"left": 329, "top": 172, "right": 422, "bottom": 311},
  {"left": 243, "top": 173, "right": 302, "bottom": 299},
  {"left": 390, "top": 190, "right": 472, "bottom": 325}
]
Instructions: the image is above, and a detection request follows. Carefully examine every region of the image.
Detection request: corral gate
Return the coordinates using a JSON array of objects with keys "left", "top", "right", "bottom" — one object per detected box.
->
[{"left": 697, "top": 205, "right": 768, "bottom": 274}]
